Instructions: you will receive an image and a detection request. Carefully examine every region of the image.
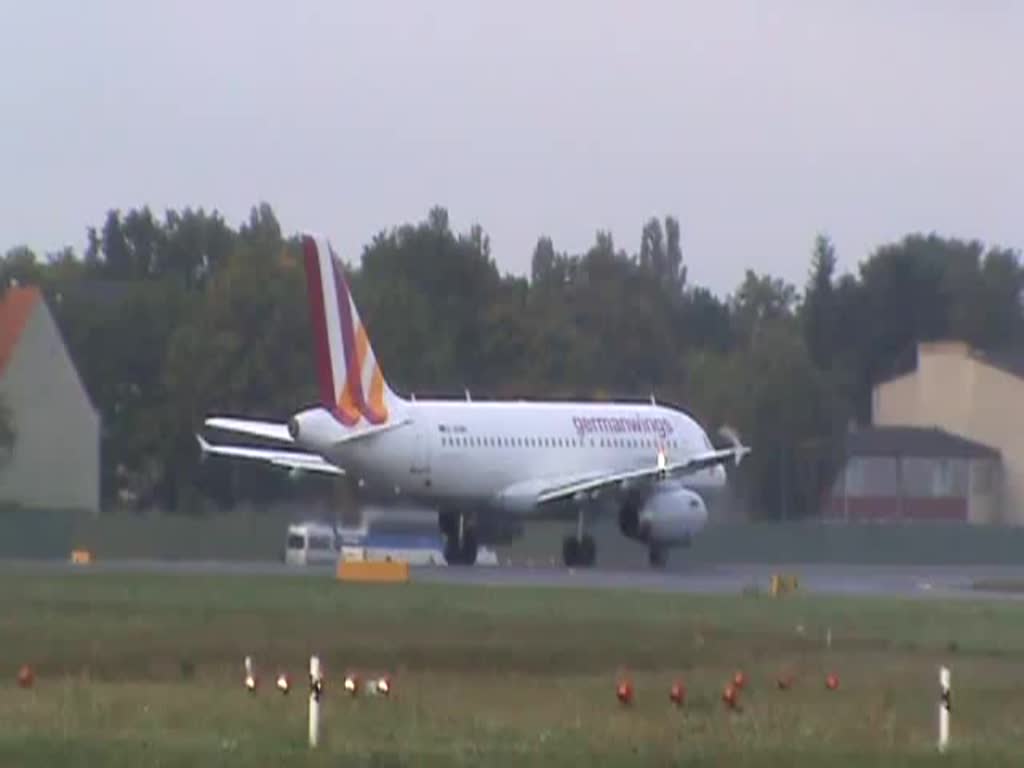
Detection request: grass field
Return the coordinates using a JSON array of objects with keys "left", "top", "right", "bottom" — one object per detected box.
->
[{"left": 2, "top": 568, "right": 1024, "bottom": 766}]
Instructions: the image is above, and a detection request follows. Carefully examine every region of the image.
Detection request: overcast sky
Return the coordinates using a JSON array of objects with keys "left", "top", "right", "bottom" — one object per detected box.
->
[{"left": 2, "top": 1, "right": 1022, "bottom": 295}]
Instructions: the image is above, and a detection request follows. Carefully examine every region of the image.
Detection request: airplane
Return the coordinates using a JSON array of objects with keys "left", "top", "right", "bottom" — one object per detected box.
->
[{"left": 197, "top": 233, "right": 750, "bottom": 568}]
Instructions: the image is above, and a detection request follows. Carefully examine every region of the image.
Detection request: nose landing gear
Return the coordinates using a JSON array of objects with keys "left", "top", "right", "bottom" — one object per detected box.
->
[{"left": 648, "top": 545, "right": 668, "bottom": 569}]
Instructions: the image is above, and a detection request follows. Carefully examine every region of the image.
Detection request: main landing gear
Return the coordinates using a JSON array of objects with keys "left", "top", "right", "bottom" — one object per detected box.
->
[
  {"left": 562, "top": 534, "right": 596, "bottom": 567},
  {"left": 440, "top": 511, "right": 477, "bottom": 566},
  {"left": 562, "top": 510, "right": 597, "bottom": 568}
]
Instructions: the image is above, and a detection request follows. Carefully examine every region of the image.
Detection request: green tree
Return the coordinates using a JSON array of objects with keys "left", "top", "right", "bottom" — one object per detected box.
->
[
  {"left": 96, "top": 210, "right": 132, "bottom": 278},
  {"left": 848, "top": 234, "right": 1024, "bottom": 419},
  {"left": 639, "top": 216, "right": 686, "bottom": 292},
  {"left": 665, "top": 216, "right": 686, "bottom": 291},
  {"left": 355, "top": 208, "right": 502, "bottom": 395},
  {"left": 976, "top": 247, "right": 1024, "bottom": 349},
  {"left": 676, "top": 287, "right": 733, "bottom": 354},
  {"left": 686, "top": 323, "right": 845, "bottom": 521},
  {"left": 801, "top": 234, "right": 837, "bottom": 370},
  {"left": 479, "top": 277, "right": 532, "bottom": 396},
  {"left": 1, "top": 246, "right": 43, "bottom": 287},
  {"left": 163, "top": 230, "right": 314, "bottom": 510},
  {"left": 639, "top": 218, "right": 665, "bottom": 277},
  {"left": 730, "top": 270, "right": 798, "bottom": 346},
  {"left": 158, "top": 207, "right": 235, "bottom": 287},
  {"left": 530, "top": 236, "right": 560, "bottom": 286}
]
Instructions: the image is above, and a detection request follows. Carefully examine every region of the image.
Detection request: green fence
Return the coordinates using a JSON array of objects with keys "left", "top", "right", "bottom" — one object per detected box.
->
[
  {"left": 1, "top": 509, "right": 1023, "bottom": 565},
  {"left": 0, "top": 509, "right": 286, "bottom": 562}
]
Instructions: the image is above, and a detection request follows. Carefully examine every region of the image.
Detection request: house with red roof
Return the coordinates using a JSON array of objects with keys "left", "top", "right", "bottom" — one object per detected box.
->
[{"left": 0, "top": 286, "right": 99, "bottom": 513}]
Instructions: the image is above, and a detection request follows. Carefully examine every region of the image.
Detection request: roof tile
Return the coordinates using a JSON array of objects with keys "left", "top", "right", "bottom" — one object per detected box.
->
[{"left": 0, "top": 286, "right": 40, "bottom": 377}]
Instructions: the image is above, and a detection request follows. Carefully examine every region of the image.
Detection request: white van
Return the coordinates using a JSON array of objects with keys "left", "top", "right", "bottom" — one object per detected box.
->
[{"left": 284, "top": 522, "right": 338, "bottom": 566}]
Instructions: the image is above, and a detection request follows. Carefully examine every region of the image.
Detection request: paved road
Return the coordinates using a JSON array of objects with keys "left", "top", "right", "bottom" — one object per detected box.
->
[
  {"left": 5, "top": 558, "right": 1024, "bottom": 600},
  {"left": 416, "top": 562, "right": 1024, "bottom": 599}
]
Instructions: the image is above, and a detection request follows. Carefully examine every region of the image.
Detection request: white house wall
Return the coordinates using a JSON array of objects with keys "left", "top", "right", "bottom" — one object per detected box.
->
[{"left": 0, "top": 302, "right": 99, "bottom": 513}]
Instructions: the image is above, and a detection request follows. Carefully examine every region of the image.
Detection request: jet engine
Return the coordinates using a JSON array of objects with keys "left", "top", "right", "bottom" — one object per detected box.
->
[{"left": 618, "top": 486, "right": 708, "bottom": 547}]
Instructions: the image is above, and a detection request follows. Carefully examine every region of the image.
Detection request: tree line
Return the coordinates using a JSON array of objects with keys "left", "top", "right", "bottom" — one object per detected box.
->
[{"left": 3, "top": 203, "right": 1023, "bottom": 519}]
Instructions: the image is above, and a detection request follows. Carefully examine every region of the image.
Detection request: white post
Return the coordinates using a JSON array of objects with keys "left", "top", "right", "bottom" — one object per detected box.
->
[
  {"left": 938, "top": 666, "right": 951, "bottom": 753},
  {"left": 309, "top": 655, "right": 323, "bottom": 749},
  {"left": 244, "top": 655, "right": 256, "bottom": 692}
]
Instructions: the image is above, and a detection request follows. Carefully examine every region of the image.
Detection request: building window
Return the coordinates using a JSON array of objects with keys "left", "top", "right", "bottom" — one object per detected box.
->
[{"left": 932, "top": 458, "right": 967, "bottom": 497}]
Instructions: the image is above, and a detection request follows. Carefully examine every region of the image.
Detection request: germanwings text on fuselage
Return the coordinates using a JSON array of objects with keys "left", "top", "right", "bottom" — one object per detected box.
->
[{"left": 572, "top": 415, "right": 674, "bottom": 441}]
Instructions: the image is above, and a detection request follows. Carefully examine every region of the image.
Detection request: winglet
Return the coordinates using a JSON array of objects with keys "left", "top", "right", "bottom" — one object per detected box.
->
[
  {"left": 719, "top": 425, "right": 751, "bottom": 465},
  {"left": 196, "top": 433, "right": 211, "bottom": 457}
]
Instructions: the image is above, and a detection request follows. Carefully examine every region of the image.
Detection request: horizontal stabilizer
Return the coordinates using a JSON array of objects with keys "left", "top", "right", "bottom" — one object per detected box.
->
[
  {"left": 196, "top": 435, "right": 344, "bottom": 476},
  {"left": 204, "top": 417, "right": 293, "bottom": 444}
]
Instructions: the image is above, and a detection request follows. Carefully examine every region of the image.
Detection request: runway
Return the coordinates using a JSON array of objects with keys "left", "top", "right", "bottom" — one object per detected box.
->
[
  {"left": 5, "top": 558, "right": 1024, "bottom": 600},
  {"left": 416, "top": 562, "right": 1024, "bottom": 600}
]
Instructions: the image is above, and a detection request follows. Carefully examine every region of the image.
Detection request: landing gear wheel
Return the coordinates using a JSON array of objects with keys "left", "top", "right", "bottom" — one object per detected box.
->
[
  {"left": 648, "top": 546, "right": 667, "bottom": 569},
  {"left": 461, "top": 529, "right": 478, "bottom": 566},
  {"left": 562, "top": 536, "right": 580, "bottom": 567},
  {"left": 562, "top": 535, "right": 595, "bottom": 567},
  {"left": 440, "top": 512, "right": 478, "bottom": 566},
  {"left": 578, "top": 534, "right": 596, "bottom": 567},
  {"left": 444, "top": 528, "right": 478, "bottom": 566},
  {"left": 439, "top": 511, "right": 459, "bottom": 539},
  {"left": 444, "top": 536, "right": 464, "bottom": 565}
]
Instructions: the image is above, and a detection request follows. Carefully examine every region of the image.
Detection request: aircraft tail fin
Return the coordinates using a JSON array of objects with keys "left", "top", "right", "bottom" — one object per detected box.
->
[{"left": 300, "top": 233, "right": 401, "bottom": 426}]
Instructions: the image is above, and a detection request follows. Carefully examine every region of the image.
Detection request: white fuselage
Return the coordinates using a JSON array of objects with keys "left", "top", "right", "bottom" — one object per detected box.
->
[{"left": 295, "top": 399, "right": 726, "bottom": 519}]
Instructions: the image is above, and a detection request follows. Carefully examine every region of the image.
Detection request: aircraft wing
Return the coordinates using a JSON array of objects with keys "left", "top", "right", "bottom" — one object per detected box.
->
[
  {"left": 204, "top": 417, "right": 294, "bottom": 444},
  {"left": 196, "top": 435, "right": 344, "bottom": 475},
  {"left": 536, "top": 443, "right": 750, "bottom": 505}
]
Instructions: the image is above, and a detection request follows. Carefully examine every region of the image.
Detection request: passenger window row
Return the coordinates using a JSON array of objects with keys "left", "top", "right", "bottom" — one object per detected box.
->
[{"left": 439, "top": 435, "right": 679, "bottom": 450}]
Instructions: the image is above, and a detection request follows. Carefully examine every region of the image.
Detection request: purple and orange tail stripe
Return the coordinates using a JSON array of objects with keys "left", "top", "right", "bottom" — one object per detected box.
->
[{"left": 302, "top": 234, "right": 394, "bottom": 427}]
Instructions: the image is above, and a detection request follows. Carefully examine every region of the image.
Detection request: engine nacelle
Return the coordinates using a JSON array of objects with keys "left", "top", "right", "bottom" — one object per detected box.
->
[
  {"left": 619, "top": 487, "right": 708, "bottom": 547},
  {"left": 287, "top": 407, "right": 341, "bottom": 453}
]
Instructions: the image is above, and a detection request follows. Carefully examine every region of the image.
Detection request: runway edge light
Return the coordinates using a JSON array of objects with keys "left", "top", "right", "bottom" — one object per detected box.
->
[
  {"left": 17, "top": 664, "right": 34, "bottom": 689},
  {"left": 722, "top": 683, "right": 739, "bottom": 710},
  {"left": 616, "top": 675, "right": 634, "bottom": 706},
  {"left": 344, "top": 672, "right": 360, "bottom": 696},
  {"left": 669, "top": 680, "right": 686, "bottom": 707}
]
